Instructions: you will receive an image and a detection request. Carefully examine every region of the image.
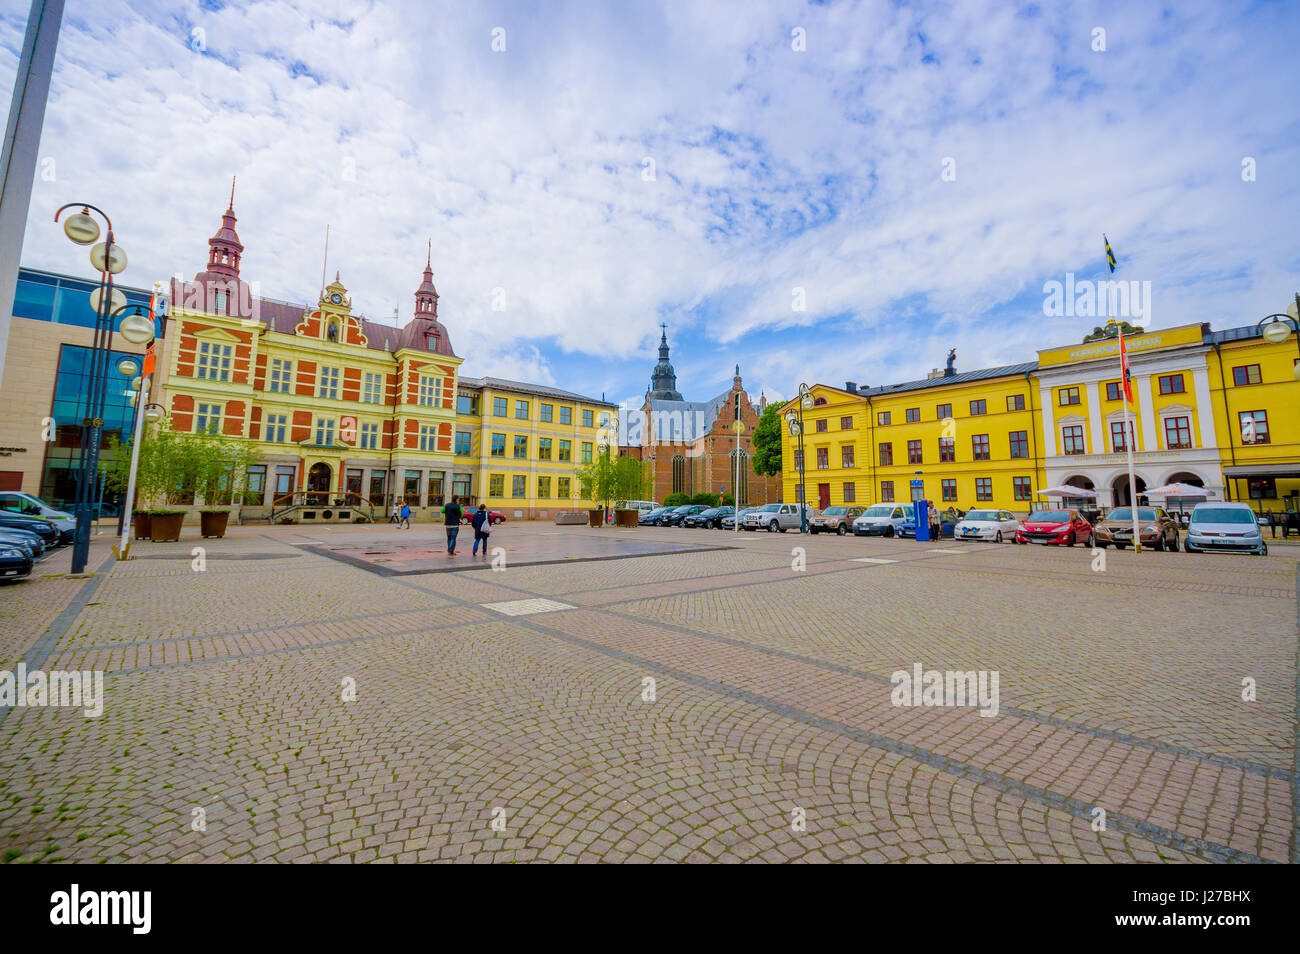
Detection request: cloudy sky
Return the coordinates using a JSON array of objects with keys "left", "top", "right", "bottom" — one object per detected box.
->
[{"left": 2, "top": 0, "right": 1297, "bottom": 415}]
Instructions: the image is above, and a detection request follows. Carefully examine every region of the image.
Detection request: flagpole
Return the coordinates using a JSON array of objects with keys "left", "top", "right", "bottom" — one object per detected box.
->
[{"left": 1118, "top": 326, "right": 1142, "bottom": 553}]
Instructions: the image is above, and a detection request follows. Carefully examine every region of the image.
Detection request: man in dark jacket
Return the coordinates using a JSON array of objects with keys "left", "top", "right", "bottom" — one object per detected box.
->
[
  {"left": 442, "top": 497, "right": 463, "bottom": 554},
  {"left": 471, "top": 504, "right": 491, "bottom": 557}
]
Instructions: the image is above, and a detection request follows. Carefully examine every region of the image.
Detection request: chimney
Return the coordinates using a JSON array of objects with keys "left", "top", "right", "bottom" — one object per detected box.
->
[{"left": 845, "top": 381, "right": 857, "bottom": 393}]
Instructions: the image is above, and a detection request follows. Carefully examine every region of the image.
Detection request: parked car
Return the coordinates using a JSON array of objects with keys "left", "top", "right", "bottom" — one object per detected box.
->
[
  {"left": 0, "top": 529, "right": 45, "bottom": 559},
  {"left": 664, "top": 504, "right": 707, "bottom": 526},
  {"left": 954, "top": 509, "right": 1020, "bottom": 543},
  {"left": 742, "top": 502, "right": 809, "bottom": 532},
  {"left": 1015, "top": 509, "right": 1093, "bottom": 546},
  {"left": 899, "top": 510, "right": 958, "bottom": 539},
  {"left": 0, "top": 511, "right": 60, "bottom": 546},
  {"left": 684, "top": 506, "right": 733, "bottom": 528},
  {"left": 851, "top": 504, "right": 911, "bottom": 537},
  {"left": 615, "top": 499, "right": 659, "bottom": 514},
  {"left": 809, "top": 506, "right": 864, "bottom": 535},
  {"left": 459, "top": 509, "right": 506, "bottom": 525},
  {"left": 721, "top": 507, "right": 757, "bottom": 530},
  {"left": 0, "top": 542, "right": 33, "bottom": 581},
  {"left": 1094, "top": 506, "right": 1179, "bottom": 550},
  {"left": 639, "top": 507, "right": 671, "bottom": 526},
  {"left": 0, "top": 490, "right": 75, "bottom": 538},
  {"left": 1183, "top": 502, "right": 1267, "bottom": 555}
]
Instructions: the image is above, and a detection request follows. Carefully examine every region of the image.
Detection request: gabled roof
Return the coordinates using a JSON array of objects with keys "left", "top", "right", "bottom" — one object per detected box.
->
[{"left": 458, "top": 376, "right": 616, "bottom": 407}]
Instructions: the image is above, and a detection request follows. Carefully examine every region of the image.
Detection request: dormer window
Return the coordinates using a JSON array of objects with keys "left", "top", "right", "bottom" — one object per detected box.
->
[
  {"left": 426, "top": 330, "right": 439, "bottom": 349},
  {"left": 213, "top": 290, "right": 227, "bottom": 313}
]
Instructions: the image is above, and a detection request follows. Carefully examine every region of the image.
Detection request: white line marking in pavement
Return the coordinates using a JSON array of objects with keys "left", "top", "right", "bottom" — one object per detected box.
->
[
  {"left": 481, "top": 598, "right": 576, "bottom": 616},
  {"left": 926, "top": 548, "right": 966, "bottom": 554},
  {"left": 850, "top": 557, "right": 897, "bottom": 564}
]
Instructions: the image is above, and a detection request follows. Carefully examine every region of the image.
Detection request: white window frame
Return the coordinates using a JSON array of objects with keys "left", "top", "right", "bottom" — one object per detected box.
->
[
  {"left": 418, "top": 376, "right": 441, "bottom": 407},
  {"left": 196, "top": 403, "right": 222, "bottom": 433},
  {"left": 364, "top": 372, "right": 383, "bottom": 404},
  {"left": 315, "top": 418, "right": 335, "bottom": 445},
  {"left": 269, "top": 358, "right": 292, "bottom": 393},
  {"left": 197, "top": 341, "right": 233, "bottom": 382},
  {"left": 318, "top": 366, "right": 340, "bottom": 400},
  {"left": 360, "top": 422, "right": 379, "bottom": 450}
]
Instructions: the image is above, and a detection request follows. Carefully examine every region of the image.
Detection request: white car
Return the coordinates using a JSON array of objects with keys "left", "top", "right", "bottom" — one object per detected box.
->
[
  {"left": 0, "top": 491, "right": 75, "bottom": 535},
  {"left": 851, "top": 504, "right": 911, "bottom": 537},
  {"left": 954, "top": 509, "right": 1019, "bottom": 543}
]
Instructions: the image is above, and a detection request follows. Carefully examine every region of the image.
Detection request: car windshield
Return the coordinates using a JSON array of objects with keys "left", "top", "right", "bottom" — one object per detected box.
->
[
  {"left": 820, "top": 507, "right": 846, "bottom": 516},
  {"left": 755, "top": 504, "right": 780, "bottom": 512},
  {"left": 862, "top": 505, "right": 895, "bottom": 517},
  {"left": 964, "top": 510, "right": 999, "bottom": 521},
  {"left": 1108, "top": 508, "right": 1157, "bottom": 521},
  {"left": 673, "top": 506, "right": 692, "bottom": 513},
  {"left": 1028, "top": 511, "right": 1071, "bottom": 522},
  {"left": 1192, "top": 507, "right": 1255, "bottom": 525}
]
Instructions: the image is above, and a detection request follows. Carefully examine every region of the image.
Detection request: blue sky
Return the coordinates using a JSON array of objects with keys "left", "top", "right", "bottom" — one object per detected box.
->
[{"left": 2, "top": 0, "right": 1297, "bottom": 418}]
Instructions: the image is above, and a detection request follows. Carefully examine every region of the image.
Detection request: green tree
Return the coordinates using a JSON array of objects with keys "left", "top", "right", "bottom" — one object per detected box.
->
[
  {"left": 689, "top": 491, "right": 720, "bottom": 507},
  {"left": 751, "top": 404, "right": 784, "bottom": 477},
  {"left": 105, "top": 421, "right": 261, "bottom": 509},
  {"left": 662, "top": 492, "right": 690, "bottom": 507}
]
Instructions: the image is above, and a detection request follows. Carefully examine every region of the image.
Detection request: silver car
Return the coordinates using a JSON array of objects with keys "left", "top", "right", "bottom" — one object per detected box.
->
[
  {"left": 741, "top": 503, "right": 809, "bottom": 532},
  {"left": 1183, "top": 502, "right": 1267, "bottom": 555}
]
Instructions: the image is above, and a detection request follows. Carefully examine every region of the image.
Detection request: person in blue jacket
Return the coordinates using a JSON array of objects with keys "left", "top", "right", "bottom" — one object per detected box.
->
[{"left": 471, "top": 504, "right": 490, "bottom": 557}]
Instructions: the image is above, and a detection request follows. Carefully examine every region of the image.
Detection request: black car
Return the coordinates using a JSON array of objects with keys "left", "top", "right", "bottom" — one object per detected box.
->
[
  {"left": 683, "top": 506, "right": 734, "bottom": 528},
  {"left": 0, "top": 529, "right": 45, "bottom": 559},
  {"left": 0, "top": 512, "right": 59, "bottom": 546},
  {"left": 638, "top": 507, "right": 671, "bottom": 526},
  {"left": 664, "top": 504, "right": 707, "bottom": 526},
  {"left": 0, "top": 540, "right": 34, "bottom": 581}
]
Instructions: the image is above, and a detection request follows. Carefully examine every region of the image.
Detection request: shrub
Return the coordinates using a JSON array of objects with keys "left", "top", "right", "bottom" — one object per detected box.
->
[
  {"left": 689, "top": 492, "right": 720, "bottom": 507},
  {"left": 662, "top": 492, "right": 690, "bottom": 507}
]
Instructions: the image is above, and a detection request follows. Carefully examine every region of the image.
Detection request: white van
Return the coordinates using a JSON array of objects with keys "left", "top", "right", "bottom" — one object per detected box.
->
[
  {"left": 0, "top": 491, "right": 76, "bottom": 535},
  {"left": 615, "top": 499, "right": 659, "bottom": 513}
]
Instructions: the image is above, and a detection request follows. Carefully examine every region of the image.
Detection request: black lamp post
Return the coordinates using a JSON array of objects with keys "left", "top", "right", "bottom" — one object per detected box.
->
[{"left": 785, "top": 383, "right": 814, "bottom": 533}]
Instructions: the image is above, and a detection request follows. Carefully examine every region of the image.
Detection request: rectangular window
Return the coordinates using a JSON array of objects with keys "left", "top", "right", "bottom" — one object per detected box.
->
[
  {"left": 907, "top": 440, "right": 922, "bottom": 464},
  {"left": 196, "top": 341, "right": 233, "bottom": 382},
  {"left": 1009, "top": 430, "right": 1029, "bottom": 458},
  {"left": 941, "top": 478, "right": 957, "bottom": 502},
  {"left": 905, "top": 408, "right": 920, "bottom": 423},
  {"left": 540, "top": 403, "right": 553, "bottom": 422},
  {"left": 513, "top": 435, "right": 528, "bottom": 458},
  {"left": 581, "top": 441, "right": 593, "bottom": 464},
  {"left": 793, "top": 450, "right": 803, "bottom": 470},
  {"left": 269, "top": 358, "right": 292, "bottom": 393},
  {"left": 245, "top": 465, "right": 266, "bottom": 503},
  {"left": 274, "top": 465, "right": 295, "bottom": 499},
  {"left": 264, "top": 413, "right": 287, "bottom": 443},
  {"left": 975, "top": 478, "right": 993, "bottom": 501},
  {"left": 880, "top": 481, "right": 894, "bottom": 502},
  {"left": 971, "top": 434, "right": 990, "bottom": 461},
  {"left": 1006, "top": 394, "right": 1025, "bottom": 412},
  {"left": 404, "top": 470, "right": 421, "bottom": 505},
  {"left": 515, "top": 400, "right": 529, "bottom": 420},
  {"left": 877, "top": 411, "right": 891, "bottom": 426},
  {"left": 1104, "top": 381, "right": 1122, "bottom": 402},
  {"left": 843, "top": 481, "right": 856, "bottom": 502},
  {"left": 1158, "top": 374, "right": 1185, "bottom": 395},
  {"left": 557, "top": 476, "right": 571, "bottom": 499},
  {"left": 938, "top": 437, "right": 955, "bottom": 462},
  {"left": 815, "top": 419, "right": 827, "bottom": 433},
  {"left": 489, "top": 474, "right": 504, "bottom": 497},
  {"left": 452, "top": 473, "right": 471, "bottom": 499},
  {"left": 841, "top": 445, "right": 855, "bottom": 468},
  {"left": 493, "top": 396, "right": 508, "bottom": 416},
  {"left": 538, "top": 437, "right": 552, "bottom": 460},
  {"left": 582, "top": 409, "right": 594, "bottom": 428},
  {"left": 457, "top": 394, "right": 478, "bottom": 415},
  {"left": 364, "top": 372, "right": 383, "bottom": 404},
  {"left": 878, "top": 442, "right": 893, "bottom": 466},
  {"left": 559, "top": 406, "right": 572, "bottom": 425},
  {"left": 1013, "top": 476, "right": 1032, "bottom": 501},
  {"left": 1164, "top": 416, "right": 1192, "bottom": 449},
  {"left": 1232, "top": 364, "right": 1262, "bottom": 386},
  {"left": 558, "top": 439, "right": 572, "bottom": 462},
  {"left": 969, "top": 399, "right": 987, "bottom": 416},
  {"left": 419, "top": 425, "right": 436, "bottom": 452},
  {"left": 599, "top": 412, "right": 611, "bottom": 428},
  {"left": 318, "top": 366, "right": 340, "bottom": 399},
  {"left": 1239, "top": 410, "right": 1269, "bottom": 444},
  {"left": 418, "top": 376, "right": 441, "bottom": 407},
  {"left": 1247, "top": 477, "right": 1277, "bottom": 499},
  {"left": 360, "top": 422, "right": 379, "bottom": 450},
  {"left": 1062, "top": 424, "right": 1085, "bottom": 455},
  {"left": 511, "top": 475, "right": 526, "bottom": 498},
  {"left": 455, "top": 431, "right": 471, "bottom": 455},
  {"left": 840, "top": 416, "right": 853, "bottom": 430},
  {"left": 1109, "top": 420, "right": 1132, "bottom": 452},
  {"left": 936, "top": 403, "right": 952, "bottom": 420},
  {"left": 315, "top": 419, "right": 334, "bottom": 445},
  {"left": 816, "top": 447, "right": 829, "bottom": 469},
  {"left": 368, "top": 472, "right": 386, "bottom": 506},
  {"left": 537, "top": 476, "right": 551, "bottom": 499},
  {"left": 196, "top": 403, "right": 221, "bottom": 434},
  {"left": 1058, "top": 387, "right": 1079, "bottom": 406},
  {"left": 490, "top": 433, "right": 506, "bottom": 457}
]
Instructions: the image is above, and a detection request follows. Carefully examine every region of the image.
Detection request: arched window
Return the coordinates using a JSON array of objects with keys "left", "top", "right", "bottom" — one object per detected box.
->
[{"left": 672, "top": 454, "right": 686, "bottom": 494}]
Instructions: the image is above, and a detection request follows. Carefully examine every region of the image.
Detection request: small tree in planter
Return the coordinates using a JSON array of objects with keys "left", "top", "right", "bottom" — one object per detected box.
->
[{"left": 147, "top": 509, "right": 185, "bottom": 542}]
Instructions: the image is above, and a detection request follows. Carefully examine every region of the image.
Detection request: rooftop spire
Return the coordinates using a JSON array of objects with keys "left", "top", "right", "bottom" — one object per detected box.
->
[
  {"left": 228, "top": 175, "right": 236, "bottom": 211},
  {"left": 205, "top": 180, "right": 243, "bottom": 280},
  {"left": 415, "top": 246, "right": 439, "bottom": 317}
]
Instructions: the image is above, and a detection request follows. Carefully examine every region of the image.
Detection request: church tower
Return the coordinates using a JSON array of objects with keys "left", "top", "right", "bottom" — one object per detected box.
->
[{"left": 647, "top": 325, "right": 683, "bottom": 401}]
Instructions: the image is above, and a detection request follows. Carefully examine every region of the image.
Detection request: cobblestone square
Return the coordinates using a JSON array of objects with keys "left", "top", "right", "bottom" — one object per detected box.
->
[{"left": 0, "top": 523, "right": 1295, "bottom": 864}]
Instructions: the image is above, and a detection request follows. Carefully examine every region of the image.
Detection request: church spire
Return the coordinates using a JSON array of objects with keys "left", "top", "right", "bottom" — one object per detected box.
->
[
  {"left": 647, "top": 325, "right": 683, "bottom": 401},
  {"left": 414, "top": 242, "right": 438, "bottom": 317},
  {"left": 205, "top": 179, "right": 243, "bottom": 280}
]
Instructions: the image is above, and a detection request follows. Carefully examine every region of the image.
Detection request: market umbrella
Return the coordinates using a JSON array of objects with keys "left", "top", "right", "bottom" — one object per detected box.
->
[
  {"left": 1033, "top": 485, "right": 1097, "bottom": 498},
  {"left": 1144, "top": 482, "right": 1213, "bottom": 514}
]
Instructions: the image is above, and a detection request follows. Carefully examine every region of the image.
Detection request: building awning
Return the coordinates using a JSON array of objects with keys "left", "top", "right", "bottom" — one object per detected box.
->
[{"left": 1223, "top": 463, "right": 1300, "bottom": 478}]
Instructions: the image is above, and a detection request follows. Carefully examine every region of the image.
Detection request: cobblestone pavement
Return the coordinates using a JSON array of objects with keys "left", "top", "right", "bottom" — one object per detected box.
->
[{"left": 0, "top": 521, "right": 1295, "bottom": 863}]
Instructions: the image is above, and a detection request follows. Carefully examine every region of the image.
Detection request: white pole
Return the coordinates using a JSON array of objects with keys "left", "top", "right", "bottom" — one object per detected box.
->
[
  {"left": 117, "top": 375, "right": 148, "bottom": 558},
  {"left": 1119, "top": 329, "right": 1142, "bottom": 552}
]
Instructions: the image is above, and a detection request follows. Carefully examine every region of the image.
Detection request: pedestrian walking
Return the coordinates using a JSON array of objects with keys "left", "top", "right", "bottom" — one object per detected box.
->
[
  {"left": 389, "top": 502, "right": 400, "bottom": 524},
  {"left": 442, "top": 496, "right": 464, "bottom": 554},
  {"left": 471, "top": 503, "right": 491, "bottom": 557},
  {"left": 399, "top": 502, "right": 411, "bottom": 529}
]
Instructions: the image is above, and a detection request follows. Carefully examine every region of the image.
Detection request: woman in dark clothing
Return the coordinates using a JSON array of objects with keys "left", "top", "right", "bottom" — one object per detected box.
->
[{"left": 471, "top": 504, "right": 491, "bottom": 557}]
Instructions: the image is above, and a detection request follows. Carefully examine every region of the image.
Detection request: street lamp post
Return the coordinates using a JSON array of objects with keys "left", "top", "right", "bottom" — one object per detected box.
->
[
  {"left": 785, "top": 383, "right": 814, "bottom": 533},
  {"left": 1255, "top": 295, "right": 1300, "bottom": 380},
  {"left": 54, "top": 203, "right": 130, "bottom": 574},
  {"left": 111, "top": 300, "right": 163, "bottom": 540}
]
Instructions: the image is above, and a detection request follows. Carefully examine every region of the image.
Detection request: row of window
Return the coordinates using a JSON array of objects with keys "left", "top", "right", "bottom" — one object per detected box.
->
[
  {"left": 479, "top": 395, "right": 609, "bottom": 428},
  {"left": 876, "top": 475, "right": 1035, "bottom": 503},
  {"left": 199, "top": 351, "right": 446, "bottom": 408},
  {"left": 874, "top": 395, "right": 1025, "bottom": 426},
  {"left": 486, "top": 474, "right": 575, "bottom": 499},
  {"left": 487, "top": 434, "right": 593, "bottom": 463}
]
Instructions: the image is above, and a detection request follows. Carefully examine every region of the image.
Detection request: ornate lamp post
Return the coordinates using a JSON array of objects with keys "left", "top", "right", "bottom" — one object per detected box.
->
[
  {"left": 54, "top": 203, "right": 132, "bottom": 574},
  {"left": 784, "top": 383, "right": 814, "bottom": 533},
  {"left": 1256, "top": 294, "right": 1300, "bottom": 380}
]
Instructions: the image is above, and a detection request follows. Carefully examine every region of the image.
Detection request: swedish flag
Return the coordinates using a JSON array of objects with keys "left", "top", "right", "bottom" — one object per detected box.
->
[{"left": 1104, "top": 234, "right": 1117, "bottom": 273}]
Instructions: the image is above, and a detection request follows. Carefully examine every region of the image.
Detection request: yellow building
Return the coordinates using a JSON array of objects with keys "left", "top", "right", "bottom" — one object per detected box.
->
[
  {"left": 156, "top": 189, "right": 611, "bottom": 522},
  {"left": 782, "top": 317, "right": 1300, "bottom": 515}
]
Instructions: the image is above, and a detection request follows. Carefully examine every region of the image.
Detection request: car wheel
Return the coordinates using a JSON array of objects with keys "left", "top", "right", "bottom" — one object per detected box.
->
[
  {"left": 1154, "top": 535, "right": 1165, "bottom": 552},
  {"left": 1097, "top": 541, "right": 1108, "bottom": 549},
  {"left": 837, "top": 524, "right": 847, "bottom": 536},
  {"left": 1261, "top": 544, "right": 1268, "bottom": 556},
  {"left": 768, "top": 520, "right": 778, "bottom": 532},
  {"left": 993, "top": 531, "right": 1002, "bottom": 543},
  {"left": 1183, "top": 537, "right": 1194, "bottom": 552},
  {"left": 1116, "top": 542, "right": 1127, "bottom": 550},
  {"left": 884, "top": 526, "right": 894, "bottom": 538}
]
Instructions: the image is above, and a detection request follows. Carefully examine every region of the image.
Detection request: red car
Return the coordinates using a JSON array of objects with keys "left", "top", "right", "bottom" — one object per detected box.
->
[
  {"left": 460, "top": 509, "right": 506, "bottom": 526},
  {"left": 1015, "top": 509, "right": 1093, "bottom": 546}
]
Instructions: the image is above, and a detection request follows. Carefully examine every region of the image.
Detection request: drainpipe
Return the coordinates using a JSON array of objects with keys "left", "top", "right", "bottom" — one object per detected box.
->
[
  {"left": 1212, "top": 342, "right": 1235, "bottom": 501},
  {"left": 1025, "top": 370, "right": 1040, "bottom": 511},
  {"left": 866, "top": 393, "right": 875, "bottom": 503}
]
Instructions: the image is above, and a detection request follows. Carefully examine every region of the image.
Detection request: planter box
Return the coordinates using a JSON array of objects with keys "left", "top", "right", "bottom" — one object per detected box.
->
[
  {"left": 132, "top": 511, "right": 152, "bottom": 540},
  {"left": 614, "top": 508, "right": 639, "bottom": 528},
  {"left": 150, "top": 513, "right": 184, "bottom": 542},
  {"left": 200, "top": 511, "right": 230, "bottom": 538},
  {"left": 588, "top": 509, "right": 603, "bottom": 527}
]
